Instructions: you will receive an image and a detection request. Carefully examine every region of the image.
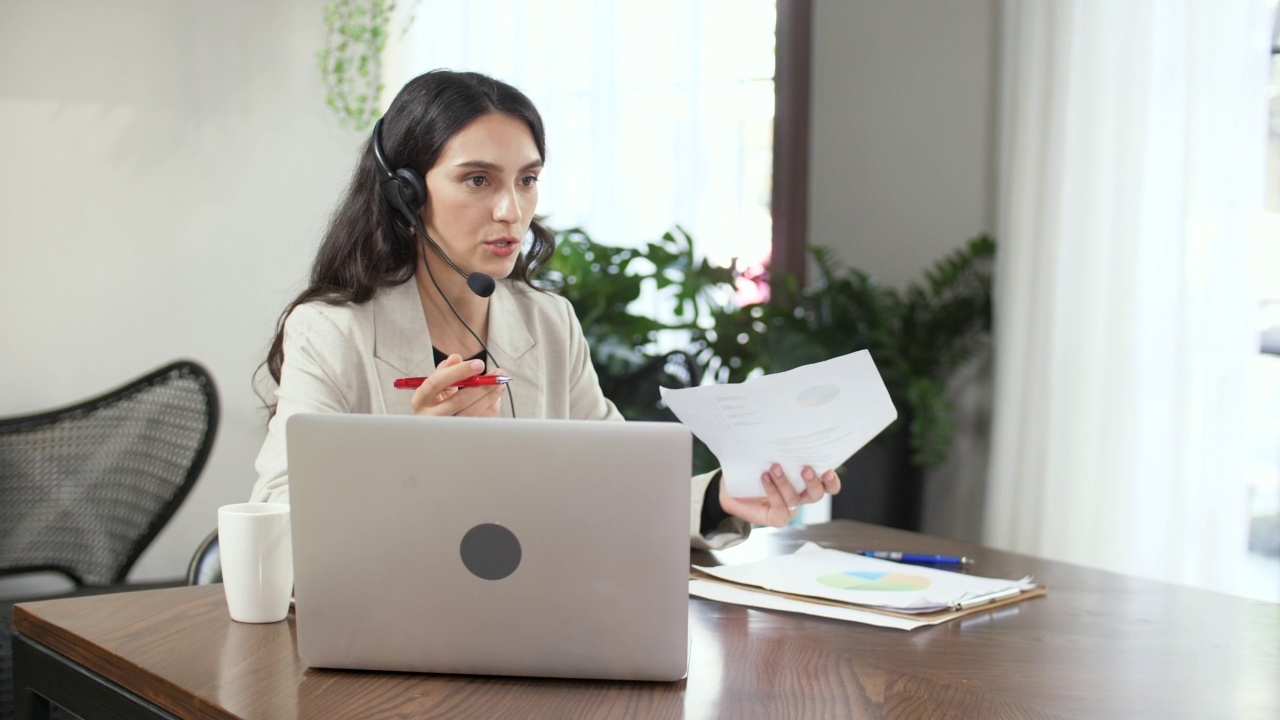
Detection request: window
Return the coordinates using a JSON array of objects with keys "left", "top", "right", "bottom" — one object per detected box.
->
[
  {"left": 1242, "top": 13, "right": 1280, "bottom": 602},
  {"left": 388, "top": 0, "right": 779, "bottom": 279}
]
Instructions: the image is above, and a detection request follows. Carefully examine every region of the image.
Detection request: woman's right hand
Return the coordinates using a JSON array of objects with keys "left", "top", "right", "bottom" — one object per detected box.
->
[{"left": 410, "top": 354, "right": 506, "bottom": 417}]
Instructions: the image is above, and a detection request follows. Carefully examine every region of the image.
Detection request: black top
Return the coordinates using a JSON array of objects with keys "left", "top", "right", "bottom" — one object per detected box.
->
[{"left": 432, "top": 347, "right": 487, "bottom": 367}]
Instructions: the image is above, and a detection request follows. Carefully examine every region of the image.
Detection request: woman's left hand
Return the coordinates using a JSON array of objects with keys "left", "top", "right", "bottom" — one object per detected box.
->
[{"left": 719, "top": 464, "right": 841, "bottom": 528}]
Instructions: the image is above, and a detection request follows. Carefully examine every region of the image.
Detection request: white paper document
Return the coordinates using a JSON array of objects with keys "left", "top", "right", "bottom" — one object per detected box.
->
[
  {"left": 659, "top": 350, "right": 897, "bottom": 497},
  {"left": 694, "top": 543, "right": 1036, "bottom": 614},
  {"left": 687, "top": 578, "right": 929, "bottom": 630}
]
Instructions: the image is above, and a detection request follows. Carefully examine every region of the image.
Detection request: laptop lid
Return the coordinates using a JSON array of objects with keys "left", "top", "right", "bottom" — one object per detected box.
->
[{"left": 286, "top": 413, "right": 692, "bottom": 681}]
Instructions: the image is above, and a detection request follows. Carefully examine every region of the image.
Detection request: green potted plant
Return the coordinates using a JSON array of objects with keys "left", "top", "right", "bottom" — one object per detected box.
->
[
  {"left": 541, "top": 226, "right": 996, "bottom": 530},
  {"left": 697, "top": 236, "right": 996, "bottom": 529}
]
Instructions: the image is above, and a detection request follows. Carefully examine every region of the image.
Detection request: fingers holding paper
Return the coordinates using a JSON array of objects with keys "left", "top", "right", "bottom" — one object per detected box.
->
[
  {"left": 657, "top": 349, "right": 893, "bottom": 525},
  {"left": 719, "top": 463, "right": 841, "bottom": 528}
]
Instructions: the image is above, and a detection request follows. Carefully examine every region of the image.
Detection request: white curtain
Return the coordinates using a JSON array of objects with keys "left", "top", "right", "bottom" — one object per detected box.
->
[{"left": 987, "top": 0, "right": 1274, "bottom": 593}]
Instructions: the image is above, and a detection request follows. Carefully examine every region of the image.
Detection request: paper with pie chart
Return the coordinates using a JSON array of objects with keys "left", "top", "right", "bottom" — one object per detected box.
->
[
  {"left": 694, "top": 543, "right": 1035, "bottom": 613},
  {"left": 659, "top": 350, "right": 898, "bottom": 498}
]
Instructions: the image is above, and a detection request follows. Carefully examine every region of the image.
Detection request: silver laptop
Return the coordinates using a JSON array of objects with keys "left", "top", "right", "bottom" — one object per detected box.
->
[{"left": 286, "top": 413, "right": 692, "bottom": 681}]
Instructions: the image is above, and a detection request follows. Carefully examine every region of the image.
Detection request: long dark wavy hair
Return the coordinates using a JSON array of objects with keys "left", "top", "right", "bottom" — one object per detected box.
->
[{"left": 261, "top": 70, "right": 556, "bottom": 394}]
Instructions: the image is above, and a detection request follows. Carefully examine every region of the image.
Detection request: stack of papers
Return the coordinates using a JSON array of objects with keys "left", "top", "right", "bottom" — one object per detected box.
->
[
  {"left": 659, "top": 350, "right": 897, "bottom": 497},
  {"left": 690, "top": 543, "right": 1044, "bottom": 631}
]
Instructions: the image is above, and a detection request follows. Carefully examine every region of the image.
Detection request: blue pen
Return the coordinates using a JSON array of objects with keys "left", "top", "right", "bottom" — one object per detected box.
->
[{"left": 856, "top": 550, "right": 974, "bottom": 566}]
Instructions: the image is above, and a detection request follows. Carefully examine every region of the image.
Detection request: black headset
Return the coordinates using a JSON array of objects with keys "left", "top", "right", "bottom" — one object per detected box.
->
[
  {"left": 371, "top": 117, "right": 427, "bottom": 229},
  {"left": 371, "top": 117, "right": 496, "bottom": 298}
]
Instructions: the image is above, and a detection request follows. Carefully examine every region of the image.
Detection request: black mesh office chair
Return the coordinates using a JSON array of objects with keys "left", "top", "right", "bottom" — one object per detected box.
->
[
  {"left": 187, "top": 529, "right": 222, "bottom": 585},
  {"left": 0, "top": 360, "right": 218, "bottom": 720}
]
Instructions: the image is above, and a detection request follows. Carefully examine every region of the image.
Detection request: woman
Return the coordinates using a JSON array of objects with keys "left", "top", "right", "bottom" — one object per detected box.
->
[{"left": 251, "top": 70, "right": 840, "bottom": 548}]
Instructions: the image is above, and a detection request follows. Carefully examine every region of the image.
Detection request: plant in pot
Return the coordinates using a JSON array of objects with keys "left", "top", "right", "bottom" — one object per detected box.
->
[
  {"left": 540, "top": 226, "right": 995, "bottom": 530},
  {"left": 695, "top": 235, "right": 996, "bottom": 530}
]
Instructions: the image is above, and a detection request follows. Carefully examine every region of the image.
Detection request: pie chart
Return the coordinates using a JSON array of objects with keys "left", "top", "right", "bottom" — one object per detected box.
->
[
  {"left": 796, "top": 384, "right": 840, "bottom": 407},
  {"left": 817, "top": 570, "right": 931, "bottom": 592}
]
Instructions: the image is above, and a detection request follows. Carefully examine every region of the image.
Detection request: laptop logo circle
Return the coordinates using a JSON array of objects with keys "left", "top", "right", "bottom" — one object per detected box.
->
[{"left": 460, "top": 523, "right": 522, "bottom": 580}]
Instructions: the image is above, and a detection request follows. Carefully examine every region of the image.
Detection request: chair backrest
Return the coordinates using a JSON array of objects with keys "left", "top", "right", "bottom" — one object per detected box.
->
[
  {"left": 186, "top": 529, "right": 222, "bottom": 585},
  {"left": 0, "top": 360, "right": 219, "bottom": 586}
]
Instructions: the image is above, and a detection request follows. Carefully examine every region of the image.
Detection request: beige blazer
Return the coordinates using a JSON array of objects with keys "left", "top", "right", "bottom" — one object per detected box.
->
[{"left": 251, "top": 278, "right": 748, "bottom": 549}]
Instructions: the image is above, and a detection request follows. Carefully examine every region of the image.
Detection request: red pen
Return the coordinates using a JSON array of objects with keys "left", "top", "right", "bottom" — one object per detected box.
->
[{"left": 393, "top": 375, "right": 511, "bottom": 390}]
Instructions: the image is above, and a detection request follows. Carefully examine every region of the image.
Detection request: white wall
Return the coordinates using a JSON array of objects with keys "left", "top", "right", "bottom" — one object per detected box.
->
[
  {"left": 0, "top": 0, "right": 362, "bottom": 581},
  {"left": 810, "top": 0, "right": 1000, "bottom": 540}
]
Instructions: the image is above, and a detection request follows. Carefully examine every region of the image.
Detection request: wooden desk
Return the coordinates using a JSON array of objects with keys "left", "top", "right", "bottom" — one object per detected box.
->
[{"left": 12, "top": 520, "right": 1280, "bottom": 719}]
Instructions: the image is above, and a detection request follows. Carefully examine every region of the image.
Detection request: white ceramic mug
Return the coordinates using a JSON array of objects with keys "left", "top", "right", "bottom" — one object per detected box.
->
[{"left": 218, "top": 502, "right": 293, "bottom": 623}]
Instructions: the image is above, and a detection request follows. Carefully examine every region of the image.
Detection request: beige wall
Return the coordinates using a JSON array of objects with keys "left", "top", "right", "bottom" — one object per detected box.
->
[
  {"left": 810, "top": 0, "right": 998, "bottom": 287},
  {"left": 0, "top": 0, "right": 360, "bottom": 581}
]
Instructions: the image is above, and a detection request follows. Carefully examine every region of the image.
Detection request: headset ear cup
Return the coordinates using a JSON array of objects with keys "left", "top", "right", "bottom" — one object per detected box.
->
[
  {"left": 381, "top": 179, "right": 415, "bottom": 227},
  {"left": 372, "top": 117, "right": 426, "bottom": 227},
  {"left": 394, "top": 168, "right": 426, "bottom": 210}
]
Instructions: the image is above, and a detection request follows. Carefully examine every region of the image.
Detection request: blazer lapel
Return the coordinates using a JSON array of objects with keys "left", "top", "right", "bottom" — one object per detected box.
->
[
  {"left": 372, "top": 279, "right": 435, "bottom": 377},
  {"left": 487, "top": 281, "right": 535, "bottom": 365},
  {"left": 374, "top": 278, "right": 537, "bottom": 373},
  {"left": 372, "top": 278, "right": 535, "bottom": 418}
]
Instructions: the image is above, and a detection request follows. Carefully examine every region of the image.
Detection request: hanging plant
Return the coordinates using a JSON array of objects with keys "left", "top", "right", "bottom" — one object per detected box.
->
[{"left": 317, "top": 0, "right": 400, "bottom": 132}]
